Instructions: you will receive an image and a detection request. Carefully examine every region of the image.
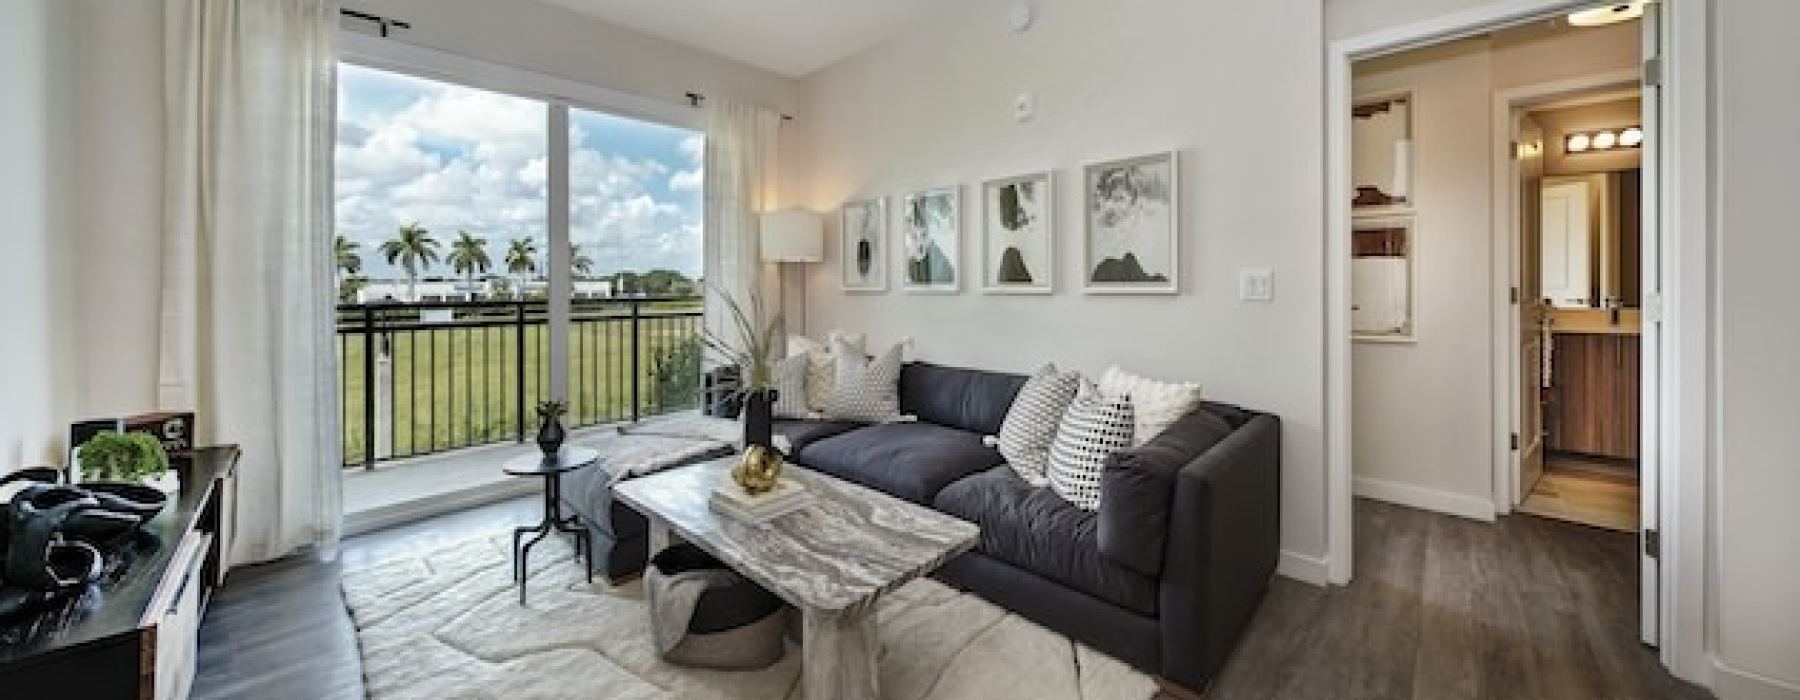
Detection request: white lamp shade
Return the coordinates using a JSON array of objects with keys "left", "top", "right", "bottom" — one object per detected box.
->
[{"left": 760, "top": 208, "right": 824, "bottom": 263}]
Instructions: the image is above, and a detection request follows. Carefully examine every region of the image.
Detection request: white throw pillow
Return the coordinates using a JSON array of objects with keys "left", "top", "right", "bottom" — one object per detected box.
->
[
  {"left": 770, "top": 354, "right": 813, "bottom": 420},
  {"left": 1046, "top": 383, "right": 1135, "bottom": 510},
  {"left": 994, "top": 364, "right": 1081, "bottom": 487},
  {"left": 788, "top": 331, "right": 868, "bottom": 413},
  {"left": 824, "top": 338, "right": 905, "bottom": 423},
  {"left": 1098, "top": 365, "right": 1203, "bottom": 446}
]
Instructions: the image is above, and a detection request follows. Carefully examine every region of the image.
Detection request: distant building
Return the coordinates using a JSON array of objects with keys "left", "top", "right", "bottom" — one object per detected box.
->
[{"left": 353, "top": 278, "right": 614, "bottom": 303}]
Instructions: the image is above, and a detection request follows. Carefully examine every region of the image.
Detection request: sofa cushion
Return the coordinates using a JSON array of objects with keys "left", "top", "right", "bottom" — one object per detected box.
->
[
  {"left": 934, "top": 467, "right": 1159, "bottom": 616},
  {"left": 1098, "top": 407, "right": 1237, "bottom": 577},
  {"left": 772, "top": 419, "right": 864, "bottom": 453},
  {"left": 794, "top": 422, "right": 1003, "bottom": 504},
  {"left": 899, "top": 362, "right": 1027, "bottom": 436}
]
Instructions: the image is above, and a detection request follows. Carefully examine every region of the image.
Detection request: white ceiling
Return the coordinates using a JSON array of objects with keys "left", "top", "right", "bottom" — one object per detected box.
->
[{"left": 539, "top": 0, "right": 964, "bottom": 78}]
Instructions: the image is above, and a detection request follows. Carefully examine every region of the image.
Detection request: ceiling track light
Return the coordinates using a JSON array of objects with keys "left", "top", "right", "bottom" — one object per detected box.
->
[
  {"left": 1565, "top": 126, "right": 1644, "bottom": 154},
  {"left": 1568, "top": 2, "right": 1647, "bottom": 27}
]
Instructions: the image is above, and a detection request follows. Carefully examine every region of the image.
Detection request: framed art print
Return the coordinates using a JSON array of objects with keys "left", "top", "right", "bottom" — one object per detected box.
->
[
  {"left": 1083, "top": 151, "right": 1178, "bottom": 294},
  {"left": 900, "top": 187, "right": 960, "bottom": 293},
  {"left": 840, "top": 198, "right": 887, "bottom": 292},
  {"left": 981, "top": 172, "right": 1054, "bottom": 294}
]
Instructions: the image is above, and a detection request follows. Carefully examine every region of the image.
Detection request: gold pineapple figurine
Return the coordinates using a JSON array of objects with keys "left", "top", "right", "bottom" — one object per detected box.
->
[{"left": 732, "top": 444, "right": 784, "bottom": 495}]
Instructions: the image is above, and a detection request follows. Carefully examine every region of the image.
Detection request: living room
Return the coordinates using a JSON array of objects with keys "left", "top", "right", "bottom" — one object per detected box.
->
[{"left": 2, "top": 0, "right": 1796, "bottom": 699}]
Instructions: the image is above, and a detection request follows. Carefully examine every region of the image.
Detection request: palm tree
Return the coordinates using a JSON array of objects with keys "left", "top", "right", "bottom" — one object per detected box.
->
[
  {"left": 448, "top": 230, "right": 492, "bottom": 300},
  {"left": 570, "top": 242, "right": 595, "bottom": 279},
  {"left": 334, "top": 234, "right": 363, "bottom": 277},
  {"left": 338, "top": 274, "right": 369, "bottom": 304},
  {"left": 378, "top": 222, "right": 441, "bottom": 302},
  {"left": 334, "top": 235, "right": 362, "bottom": 302},
  {"left": 504, "top": 238, "right": 539, "bottom": 299}
]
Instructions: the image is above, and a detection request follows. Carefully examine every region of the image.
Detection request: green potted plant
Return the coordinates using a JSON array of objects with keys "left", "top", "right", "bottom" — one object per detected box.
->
[
  {"left": 700, "top": 285, "right": 782, "bottom": 450},
  {"left": 77, "top": 432, "right": 172, "bottom": 486}
]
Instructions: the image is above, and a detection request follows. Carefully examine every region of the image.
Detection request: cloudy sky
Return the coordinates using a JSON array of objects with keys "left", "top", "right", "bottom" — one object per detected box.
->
[{"left": 336, "top": 63, "right": 703, "bottom": 281}]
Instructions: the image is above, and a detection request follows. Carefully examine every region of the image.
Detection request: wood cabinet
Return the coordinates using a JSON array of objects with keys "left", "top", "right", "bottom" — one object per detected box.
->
[
  {"left": 1547, "top": 333, "right": 1640, "bottom": 459},
  {"left": 0, "top": 446, "right": 238, "bottom": 699}
]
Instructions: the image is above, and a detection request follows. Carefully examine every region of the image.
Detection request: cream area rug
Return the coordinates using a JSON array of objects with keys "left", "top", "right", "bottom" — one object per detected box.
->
[{"left": 342, "top": 535, "right": 1158, "bottom": 700}]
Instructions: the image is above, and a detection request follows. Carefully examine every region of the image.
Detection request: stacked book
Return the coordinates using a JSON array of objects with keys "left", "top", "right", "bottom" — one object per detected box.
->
[{"left": 709, "top": 480, "right": 811, "bottom": 523}]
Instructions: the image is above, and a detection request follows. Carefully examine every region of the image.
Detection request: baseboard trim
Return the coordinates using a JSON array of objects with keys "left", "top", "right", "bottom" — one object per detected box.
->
[
  {"left": 344, "top": 478, "right": 539, "bottom": 538},
  {"left": 1715, "top": 661, "right": 1800, "bottom": 700},
  {"left": 1353, "top": 476, "right": 1496, "bottom": 522},
  {"left": 1277, "top": 549, "right": 1330, "bottom": 586}
]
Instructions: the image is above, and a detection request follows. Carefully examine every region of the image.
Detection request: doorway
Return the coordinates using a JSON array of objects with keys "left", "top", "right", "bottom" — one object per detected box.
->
[{"left": 1510, "top": 88, "right": 1646, "bottom": 534}]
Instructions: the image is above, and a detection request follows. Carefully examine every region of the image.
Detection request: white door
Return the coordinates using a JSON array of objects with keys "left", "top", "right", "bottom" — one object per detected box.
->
[
  {"left": 1638, "top": 0, "right": 1664, "bottom": 648},
  {"left": 1541, "top": 180, "right": 1592, "bottom": 309},
  {"left": 1517, "top": 116, "right": 1548, "bottom": 502}
]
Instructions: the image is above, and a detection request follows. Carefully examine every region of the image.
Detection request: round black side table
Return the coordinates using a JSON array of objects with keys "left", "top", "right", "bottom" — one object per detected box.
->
[{"left": 504, "top": 446, "right": 598, "bottom": 605}]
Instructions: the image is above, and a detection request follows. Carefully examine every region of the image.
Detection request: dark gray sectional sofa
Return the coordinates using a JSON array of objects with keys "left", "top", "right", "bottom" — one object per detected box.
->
[
  {"left": 775, "top": 361, "right": 1282, "bottom": 693},
  {"left": 582, "top": 360, "right": 1281, "bottom": 693}
]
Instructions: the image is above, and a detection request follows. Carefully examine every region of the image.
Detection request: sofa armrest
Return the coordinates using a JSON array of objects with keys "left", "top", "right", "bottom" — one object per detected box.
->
[{"left": 1157, "top": 413, "right": 1281, "bottom": 690}]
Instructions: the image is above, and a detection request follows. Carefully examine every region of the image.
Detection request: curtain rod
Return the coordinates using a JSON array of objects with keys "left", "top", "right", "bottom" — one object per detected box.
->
[
  {"left": 685, "top": 92, "right": 794, "bottom": 122},
  {"left": 341, "top": 9, "right": 410, "bottom": 38}
]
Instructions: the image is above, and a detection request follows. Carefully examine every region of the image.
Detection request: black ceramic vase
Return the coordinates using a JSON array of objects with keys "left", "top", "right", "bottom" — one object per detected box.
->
[
  {"left": 742, "top": 390, "right": 775, "bottom": 450},
  {"left": 536, "top": 412, "right": 566, "bottom": 458}
]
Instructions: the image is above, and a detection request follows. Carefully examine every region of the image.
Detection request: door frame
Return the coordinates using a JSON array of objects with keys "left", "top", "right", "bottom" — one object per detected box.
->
[
  {"left": 1325, "top": 0, "right": 1713, "bottom": 686},
  {"left": 1489, "top": 69, "right": 1640, "bottom": 514}
]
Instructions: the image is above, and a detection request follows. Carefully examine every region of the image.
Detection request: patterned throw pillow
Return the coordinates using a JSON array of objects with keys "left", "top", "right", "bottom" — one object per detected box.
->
[
  {"left": 1098, "top": 365, "right": 1203, "bottom": 446},
  {"left": 994, "top": 364, "right": 1081, "bottom": 487},
  {"left": 789, "top": 331, "right": 868, "bottom": 413},
  {"left": 1046, "top": 384, "right": 1135, "bottom": 511},
  {"left": 770, "top": 354, "right": 813, "bottom": 420},
  {"left": 824, "top": 338, "right": 905, "bottom": 423}
]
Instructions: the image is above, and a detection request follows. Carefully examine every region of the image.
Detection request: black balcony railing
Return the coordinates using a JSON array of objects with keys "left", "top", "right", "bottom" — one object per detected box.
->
[{"left": 335, "top": 297, "right": 704, "bottom": 469}]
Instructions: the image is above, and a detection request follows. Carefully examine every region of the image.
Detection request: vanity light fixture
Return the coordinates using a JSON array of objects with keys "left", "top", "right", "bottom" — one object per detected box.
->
[{"left": 1565, "top": 126, "right": 1643, "bottom": 153}]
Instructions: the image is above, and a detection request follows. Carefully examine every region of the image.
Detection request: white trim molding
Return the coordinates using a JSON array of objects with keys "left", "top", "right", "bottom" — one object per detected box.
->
[
  {"left": 1354, "top": 477, "right": 1497, "bottom": 523},
  {"left": 1277, "top": 550, "right": 1331, "bottom": 587},
  {"left": 1713, "top": 662, "right": 1800, "bottom": 700}
]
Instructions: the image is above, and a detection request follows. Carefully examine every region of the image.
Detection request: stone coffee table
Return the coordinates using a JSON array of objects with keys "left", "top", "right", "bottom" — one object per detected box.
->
[{"left": 614, "top": 456, "right": 979, "bottom": 700}]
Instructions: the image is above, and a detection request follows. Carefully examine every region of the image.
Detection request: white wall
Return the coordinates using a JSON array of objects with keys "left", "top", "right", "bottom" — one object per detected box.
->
[
  {"left": 794, "top": 0, "right": 1328, "bottom": 577},
  {"left": 1351, "top": 40, "right": 1497, "bottom": 517},
  {"left": 1714, "top": 1, "right": 1800, "bottom": 694},
  {"left": 0, "top": 0, "right": 78, "bottom": 472},
  {"left": 1348, "top": 24, "right": 1636, "bottom": 520}
]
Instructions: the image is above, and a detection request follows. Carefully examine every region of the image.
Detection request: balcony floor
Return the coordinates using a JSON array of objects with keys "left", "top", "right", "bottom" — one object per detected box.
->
[{"left": 342, "top": 423, "right": 626, "bottom": 536}]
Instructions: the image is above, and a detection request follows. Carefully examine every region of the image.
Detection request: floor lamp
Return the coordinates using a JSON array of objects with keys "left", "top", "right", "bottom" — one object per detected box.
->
[{"left": 759, "top": 208, "right": 824, "bottom": 337}]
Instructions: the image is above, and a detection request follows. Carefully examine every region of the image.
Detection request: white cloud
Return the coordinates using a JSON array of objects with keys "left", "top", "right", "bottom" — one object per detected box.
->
[{"left": 334, "top": 72, "right": 703, "bottom": 280}]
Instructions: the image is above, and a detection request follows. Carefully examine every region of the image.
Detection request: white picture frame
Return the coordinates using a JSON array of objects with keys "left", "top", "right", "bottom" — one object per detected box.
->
[
  {"left": 900, "top": 186, "right": 960, "bottom": 293},
  {"left": 840, "top": 198, "right": 887, "bottom": 292},
  {"left": 981, "top": 172, "right": 1054, "bottom": 294},
  {"left": 1083, "top": 151, "right": 1179, "bottom": 294}
]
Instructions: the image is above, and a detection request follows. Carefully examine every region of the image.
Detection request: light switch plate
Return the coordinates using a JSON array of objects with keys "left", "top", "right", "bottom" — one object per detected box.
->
[{"left": 1239, "top": 268, "right": 1275, "bottom": 301}]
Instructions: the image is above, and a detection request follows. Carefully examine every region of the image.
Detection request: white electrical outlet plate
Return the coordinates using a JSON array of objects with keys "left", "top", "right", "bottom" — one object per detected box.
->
[
  {"left": 1013, "top": 92, "right": 1035, "bottom": 122},
  {"left": 1239, "top": 268, "right": 1275, "bottom": 301}
]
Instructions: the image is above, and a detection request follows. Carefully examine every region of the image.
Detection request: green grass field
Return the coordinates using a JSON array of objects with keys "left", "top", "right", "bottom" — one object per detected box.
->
[{"left": 337, "top": 310, "right": 702, "bottom": 467}]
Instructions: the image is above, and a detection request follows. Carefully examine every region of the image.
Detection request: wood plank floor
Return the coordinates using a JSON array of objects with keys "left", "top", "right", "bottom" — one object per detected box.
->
[{"left": 190, "top": 498, "right": 1710, "bottom": 700}]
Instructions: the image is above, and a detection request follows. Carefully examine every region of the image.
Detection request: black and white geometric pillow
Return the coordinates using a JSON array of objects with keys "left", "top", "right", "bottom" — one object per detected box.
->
[
  {"left": 994, "top": 364, "right": 1081, "bottom": 487},
  {"left": 824, "top": 338, "right": 905, "bottom": 423},
  {"left": 1046, "top": 385, "right": 1135, "bottom": 510},
  {"left": 770, "top": 354, "right": 813, "bottom": 420}
]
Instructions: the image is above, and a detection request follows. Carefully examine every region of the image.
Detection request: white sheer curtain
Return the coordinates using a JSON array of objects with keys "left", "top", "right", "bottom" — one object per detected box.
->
[
  {"left": 702, "top": 97, "right": 782, "bottom": 339},
  {"left": 161, "top": 0, "right": 342, "bottom": 565}
]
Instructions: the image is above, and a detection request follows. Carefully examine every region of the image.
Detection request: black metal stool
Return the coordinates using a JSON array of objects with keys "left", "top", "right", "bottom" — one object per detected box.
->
[{"left": 503, "top": 446, "right": 597, "bottom": 604}]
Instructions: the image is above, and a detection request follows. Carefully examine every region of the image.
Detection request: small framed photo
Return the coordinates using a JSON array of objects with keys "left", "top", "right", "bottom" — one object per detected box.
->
[
  {"left": 981, "top": 172, "right": 1054, "bottom": 294},
  {"left": 840, "top": 198, "right": 887, "bottom": 292},
  {"left": 900, "top": 186, "right": 960, "bottom": 293},
  {"left": 1083, "top": 151, "right": 1179, "bottom": 294}
]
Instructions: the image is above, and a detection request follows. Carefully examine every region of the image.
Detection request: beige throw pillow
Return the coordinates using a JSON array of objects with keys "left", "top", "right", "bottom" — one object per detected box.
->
[{"left": 788, "top": 331, "right": 868, "bottom": 413}]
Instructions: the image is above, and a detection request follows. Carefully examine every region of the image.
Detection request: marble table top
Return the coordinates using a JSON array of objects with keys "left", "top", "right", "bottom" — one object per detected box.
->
[{"left": 614, "top": 456, "right": 979, "bottom": 615}]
